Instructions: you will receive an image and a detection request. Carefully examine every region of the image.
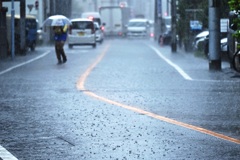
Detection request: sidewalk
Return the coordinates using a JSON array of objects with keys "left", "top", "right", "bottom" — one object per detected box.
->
[
  {"left": 153, "top": 42, "right": 240, "bottom": 82},
  {"left": 0, "top": 46, "right": 51, "bottom": 75}
]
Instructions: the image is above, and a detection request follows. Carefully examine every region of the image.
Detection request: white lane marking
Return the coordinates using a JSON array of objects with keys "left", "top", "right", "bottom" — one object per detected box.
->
[
  {"left": 149, "top": 45, "right": 240, "bottom": 83},
  {"left": 0, "top": 51, "right": 50, "bottom": 76},
  {"left": 0, "top": 145, "right": 18, "bottom": 160},
  {"left": 149, "top": 45, "right": 193, "bottom": 80},
  {"left": 0, "top": 50, "right": 50, "bottom": 160}
]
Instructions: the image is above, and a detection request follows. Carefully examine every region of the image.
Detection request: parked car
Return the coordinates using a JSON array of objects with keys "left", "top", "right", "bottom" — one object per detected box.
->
[
  {"left": 94, "top": 22, "right": 104, "bottom": 44},
  {"left": 68, "top": 18, "right": 96, "bottom": 48},
  {"left": 7, "top": 14, "right": 38, "bottom": 53},
  {"left": 220, "top": 37, "right": 228, "bottom": 53},
  {"left": 162, "top": 30, "right": 172, "bottom": 45},
  {"left": 192, "top": 30, "right": 209, "bottom": 50},
  {"left": 193, "top": 31, "right": 228, "bottom": 57}
]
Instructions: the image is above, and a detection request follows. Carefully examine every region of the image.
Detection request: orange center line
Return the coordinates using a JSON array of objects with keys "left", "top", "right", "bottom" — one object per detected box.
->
[{"left": 76, "top": 43, "right": 240, "bottom": 145}]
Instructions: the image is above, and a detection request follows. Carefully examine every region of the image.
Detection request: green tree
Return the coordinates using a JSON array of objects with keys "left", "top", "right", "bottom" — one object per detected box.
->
[
  {"left": 177, "top": 0, "right": 208, "bottom": 50},
  {"left": 228, "top": 0, "right": 240, "bottom": 39},
  {"left": 177, "top": 0, "right": 229, "bottom": 50}
]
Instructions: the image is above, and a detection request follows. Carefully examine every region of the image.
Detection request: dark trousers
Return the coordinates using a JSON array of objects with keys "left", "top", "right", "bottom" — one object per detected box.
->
[{"left": 55, "top": 41, "right": 67, "bottom": 62}]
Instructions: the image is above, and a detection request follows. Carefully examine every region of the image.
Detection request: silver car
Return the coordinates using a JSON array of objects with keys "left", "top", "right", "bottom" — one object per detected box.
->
[
  {"left": 68, "top": 18, "right": 96, "bottom": 48},
  {"left": 94, "top": 22, "right": 104, "bottom": 44}
]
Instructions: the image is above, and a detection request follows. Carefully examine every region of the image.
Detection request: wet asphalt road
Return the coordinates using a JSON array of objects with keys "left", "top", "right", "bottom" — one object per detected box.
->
[{"left": 0, "top": 39, "right": 240, "bottom": 160}]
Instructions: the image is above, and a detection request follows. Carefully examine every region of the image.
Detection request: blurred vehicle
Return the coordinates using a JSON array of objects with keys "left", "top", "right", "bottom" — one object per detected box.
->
[
  {"left": 193, "top": 31, "right": 228, "bottom": 57},
  {"left": 99, "top": 6, "right": 130, "bottom": 37},
  {"left": 193, "top": 30, "right": 209, "bottom": 50},
  {"left": 227, "top": 11, "right": 238, "bottom": 65},
  {"left": 162, "top": 16, "right": 171, "bottom": 33},
  {"left": 119, "top": 1, "right": 128, "bottom": 7},
  {"left": 94, "top": 22, "right": 104, "bottom": 44},
  {"left": 162, "top": 30, "right": 172, "bottom": 45},
  {"left": 126, "top": 18, "right": 150, "bottom": 38},
  {"left": 25, "top": 16, "right": 38, "bottom": 51},
  {"left": 68, "top": 18, "right": 96, "bottom": 48},
  {"left": 149, "top": 20, "right": 154, "bottom": 38},
  {"left": 7, "top": 14, "right": 38, "bottom": 52},
  {"left": 81, "top": 12, "right": 101, "bottom": 26},
  {"left": 220, "top": 37, "right": 228, "bottom": 53},
  {"left": 37, "top": 28, "right": 43, "bottom": 44}
]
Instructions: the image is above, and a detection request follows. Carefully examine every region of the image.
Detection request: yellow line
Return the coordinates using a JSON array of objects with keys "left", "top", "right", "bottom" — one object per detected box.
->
[
  {"left": 76, "top": 44, "right": 240, "bottom": 145},
  {"left": 77, "top": 44, "right": 110, "bottom": 90}
]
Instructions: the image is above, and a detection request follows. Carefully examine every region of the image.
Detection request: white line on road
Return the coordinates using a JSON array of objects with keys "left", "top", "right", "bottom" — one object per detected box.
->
[
  {"left": 0, "top": 145, "right": 18, "bottom": 160},
  {"left": 0, "top": 51, "right": 50, "bottom": 76},
  {"left": 149, "top": 45, "right": 193, "bottom": 81},
  {"left": 149, "top": 45, "right": 240, "bottom": 83},
  {"left": 0, "top": 50, "right": 50, "bottom": 160}
]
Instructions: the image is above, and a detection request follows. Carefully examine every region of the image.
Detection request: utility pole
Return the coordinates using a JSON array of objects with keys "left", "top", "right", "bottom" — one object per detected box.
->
[
  {"left": 171, "top": 0, "right": 177, "bottom": 52},
  {"left": 11, "top": 0, "right": 15, "bottom": 59},
  {"left": 208, "top": 0, "right": 221, "bottom": 71},
  {"left": 154, "top": 0, "right": 162, "bottom": 42}
]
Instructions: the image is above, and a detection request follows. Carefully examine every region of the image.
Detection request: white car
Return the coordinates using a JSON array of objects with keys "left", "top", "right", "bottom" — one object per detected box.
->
[
  {"left": 68, "top": 18, "right": 96, "bottom": 48},
  {"left": 94, "top": 22, "right": 104, "bottom": 44},
  {"left": 126, "top": 19, "right": 150, "bottom": 38},
  {"left": 193, "top": 31, "right": 228, "bottom": 56},
  {"left": 220, "top": 37, "right": 228, "bottom": 53},
  {"left": 193, "top": 30, "right": 209, "bottom": 50}
]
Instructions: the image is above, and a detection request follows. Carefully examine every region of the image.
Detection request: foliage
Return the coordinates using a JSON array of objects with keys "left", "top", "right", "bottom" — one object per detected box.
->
[
  {"left": 228, "top": 0, "right": 240, "bottom": 40},
  {"left": 177, "top": 0, "right": 209, "bottom": 49},
  {"left": 228, "top": 0, "right": 240, "bottom": 11},
  {"left": 176, "top": 0, "right": 229, "bottom": 49}
]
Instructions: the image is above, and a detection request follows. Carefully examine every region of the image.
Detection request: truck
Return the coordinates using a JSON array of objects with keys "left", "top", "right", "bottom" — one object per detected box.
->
[
  {"left": 99, "top": 6, "right": 130, "bottom": 37},
  {"left": 81, "top": 12, "right": 102, "bottom": 26}
]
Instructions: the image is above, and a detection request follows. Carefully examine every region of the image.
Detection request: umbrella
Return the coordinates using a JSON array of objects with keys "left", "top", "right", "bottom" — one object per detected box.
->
[{"left": 42, "top": 15, "right": 71, "bottom": 27}]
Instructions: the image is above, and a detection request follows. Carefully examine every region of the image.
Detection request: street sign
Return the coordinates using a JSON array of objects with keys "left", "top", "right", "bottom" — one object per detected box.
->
[
  {"left": 220, "top": 18, "right": 229, "bottom": 33},
  {"left": 27, "top": 4, "right": 34, "bottom": 13},
  {"left": 190, "top": 20, "right": 202, "bottom": 30}
]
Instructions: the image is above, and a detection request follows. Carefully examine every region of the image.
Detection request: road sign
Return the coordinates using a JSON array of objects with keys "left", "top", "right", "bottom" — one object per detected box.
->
[
  {"left": 27, "top": 4, "right": 34, "bottom": 12},
  {"left": 190, "top": 20, "right": 202, "bottom": 30},
  {"left": 220, "top": 18, "right": 229, "bottom": 33}
]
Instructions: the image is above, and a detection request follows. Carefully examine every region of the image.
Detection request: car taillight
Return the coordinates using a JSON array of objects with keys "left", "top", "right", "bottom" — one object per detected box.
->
[
  {"left": 88, "top": 16, "right": 94, "bottom": 21},
  {"left": 101, "top": 26, "right": 105, "bottom": 31}
]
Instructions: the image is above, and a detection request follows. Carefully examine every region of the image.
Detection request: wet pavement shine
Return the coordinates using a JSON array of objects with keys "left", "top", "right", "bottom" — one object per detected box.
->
[{"left": 0, "top": 40, "right": 240, "bottom": 160}]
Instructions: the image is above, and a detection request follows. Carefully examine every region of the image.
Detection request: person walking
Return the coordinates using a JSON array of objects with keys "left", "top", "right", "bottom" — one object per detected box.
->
[{"left": 53, "top": 24, "right": 68, "bottom": 64}]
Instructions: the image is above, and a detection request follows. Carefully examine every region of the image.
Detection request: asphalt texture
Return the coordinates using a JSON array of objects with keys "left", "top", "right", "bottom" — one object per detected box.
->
[
  {"left": 1, "top": 41, "right": 240, "bottom": 160},
  {"left": 1, "top": 43, "right": 238, "bottom": 80}
]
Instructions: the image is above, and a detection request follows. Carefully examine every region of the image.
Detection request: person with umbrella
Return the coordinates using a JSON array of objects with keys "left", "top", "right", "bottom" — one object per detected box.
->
[
  {"left": 42, "top": 15, "right": 71, "bottom": 64},
  {"left": 53, "top": 23, "right": 68, "bottom": 64}
]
